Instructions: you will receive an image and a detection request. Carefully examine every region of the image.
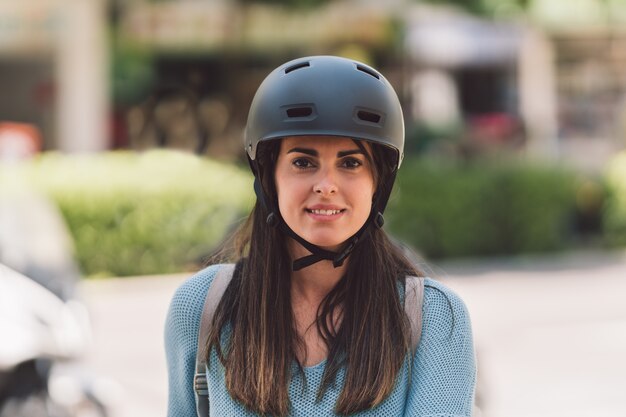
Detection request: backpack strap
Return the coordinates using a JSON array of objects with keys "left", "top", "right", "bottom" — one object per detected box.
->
[
  {"left": 405, "top": 276, "right": 425, "bottom": 355},
  {"left": 194, "top": 264, "right": 235, "bottom": 417}
]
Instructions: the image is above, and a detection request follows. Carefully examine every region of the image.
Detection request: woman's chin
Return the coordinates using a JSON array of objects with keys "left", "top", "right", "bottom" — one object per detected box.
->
[
  {"left": 318, "top": 243, "right": 342, "bottom": 252},
  {"left": 307, "top": 238, "right": 346, "bottom": 252},
  {"left": 288, "top": 235, "right": 346, "bottom": 255}
]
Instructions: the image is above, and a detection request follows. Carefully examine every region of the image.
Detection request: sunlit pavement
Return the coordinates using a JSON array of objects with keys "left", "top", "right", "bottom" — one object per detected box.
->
[{"left": 76, "top": 250, "right": 626, "bottom": 417}]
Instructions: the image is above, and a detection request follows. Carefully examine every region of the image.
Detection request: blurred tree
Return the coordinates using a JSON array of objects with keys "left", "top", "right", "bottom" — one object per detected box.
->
[
  {"left": 144, "top": 0, "right": 331, "bottom": 9},
  {"left": 108, "top": 0, "right": 156, "bottom": 106},
  {"left": 238, "top": 0, "right": 331, "bottom": 8},
  {"left": 421, "top": 0, "right": 531, "bottom": 17}
]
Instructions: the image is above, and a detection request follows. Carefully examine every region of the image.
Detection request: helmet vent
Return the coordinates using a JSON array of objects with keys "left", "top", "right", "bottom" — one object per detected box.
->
[
  {"left": 286, "top": 106, "right": 313, "bottom": 118},
  {"left": 356, "top": 64, "right": 380, "bottom": 80},
  {"left": 357, "top": 110, "right": 382, "bottom": 124},
  {"left": 285, "top": 61, "right": 310, "bottom": 74}
]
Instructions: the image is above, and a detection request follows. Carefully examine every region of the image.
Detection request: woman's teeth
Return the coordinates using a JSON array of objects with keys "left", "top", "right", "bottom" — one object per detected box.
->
[{"left": 309, "top": 209, "right": 342, "bottom": 215}]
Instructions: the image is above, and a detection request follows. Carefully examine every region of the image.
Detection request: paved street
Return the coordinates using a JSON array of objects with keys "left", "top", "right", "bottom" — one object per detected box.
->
[
  {"left": 435, "top": 251, "right": 626, "bottom": 417},
  {"left": 75, "top": 250, "right": 626, "bottom": 417}
]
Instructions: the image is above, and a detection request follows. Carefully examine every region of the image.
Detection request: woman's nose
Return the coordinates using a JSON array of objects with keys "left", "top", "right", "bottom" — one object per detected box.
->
[{"left": 313, "top": 169, "right": 338, "bottom": 195}]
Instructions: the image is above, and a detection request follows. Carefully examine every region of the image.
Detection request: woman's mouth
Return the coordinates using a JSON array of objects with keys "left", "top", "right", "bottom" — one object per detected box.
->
[{"left": 305, "top": 208, "right": 345, "bottom": 216}]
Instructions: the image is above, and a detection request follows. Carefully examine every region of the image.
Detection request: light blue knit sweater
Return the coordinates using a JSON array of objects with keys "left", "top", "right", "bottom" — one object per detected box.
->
[{"left": 165, "top": 265, "right": 476, "bottom": 416}]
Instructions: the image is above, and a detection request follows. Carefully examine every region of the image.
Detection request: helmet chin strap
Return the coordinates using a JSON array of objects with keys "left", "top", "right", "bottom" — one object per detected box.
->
[{"left": 269, "top": 210, "right": 379, "bottom": 271}]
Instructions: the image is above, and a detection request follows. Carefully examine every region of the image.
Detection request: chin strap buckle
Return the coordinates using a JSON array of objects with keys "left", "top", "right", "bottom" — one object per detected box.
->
[
  {"left": 266, "top": 212, "right": 278, "bottom": 227},
  {"left": 332, "top": 237, "right": 359, "bottom": 268},
  {"left": 374, "top": 212, "right": 385, "bottom": 228}
]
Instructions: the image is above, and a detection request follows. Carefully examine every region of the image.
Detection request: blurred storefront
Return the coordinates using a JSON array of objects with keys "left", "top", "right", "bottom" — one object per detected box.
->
[
  {"left": 0, "top": 0, "right": 108, "bottom": 153},
  {"left": 404, "top": 6, "right": 558, "bottom": 158},
  {"left": 528, "top": 0, "right": 626, "bottom": 170},
  {"left": 549, "top": 30, "right": 626, "bottom": 171},
  {"left": 111, "top": 0, "right": 399, "bottom": 158},
  {"left": 3, "top": 0, "right": 624, "bottom": 168},
  {"left": 113, "top": 1, "right": 562, "bottom": 162}
]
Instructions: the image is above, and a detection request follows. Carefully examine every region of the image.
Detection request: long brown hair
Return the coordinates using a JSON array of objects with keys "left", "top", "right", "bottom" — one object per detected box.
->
[{"left": 206, "top": 139, "right": 422, "bottom": 416}]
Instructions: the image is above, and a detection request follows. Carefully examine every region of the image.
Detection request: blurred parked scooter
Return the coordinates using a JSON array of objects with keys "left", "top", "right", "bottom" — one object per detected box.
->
[
  {"left": 0, "top": 123, "right": 115, "bottom": 417},
  {"left": 0, "top": 263, "right": 98, "bottom": 417}
]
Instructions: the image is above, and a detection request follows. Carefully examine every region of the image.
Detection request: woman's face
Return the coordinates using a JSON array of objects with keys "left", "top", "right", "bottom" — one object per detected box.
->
[{"left": 274, "top": 135, "right": 375, "bottom": 252}]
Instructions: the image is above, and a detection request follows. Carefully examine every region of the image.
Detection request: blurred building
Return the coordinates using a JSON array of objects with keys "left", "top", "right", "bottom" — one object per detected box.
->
[
  {"left": 111, "top": 0, "right": 399, "bottom": 157},
  {"left": 111, "top": 1, "right": 564, "bottom": 163},
  {"left": 2, "top": 0, "right": 625, "bottom": 170},
  {"left": 528, "top": 0, "right": 626, "bottom": 171},
  {"left": 0, "top": 0, "right": 108, "bottom": 152},
  {"left": 404, "top": 6, "right": 557, "bottom": 158}
]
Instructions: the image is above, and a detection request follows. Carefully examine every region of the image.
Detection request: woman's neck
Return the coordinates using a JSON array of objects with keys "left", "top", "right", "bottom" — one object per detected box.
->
[
  {"left": 287, "top": 238, "right": 347, "bottom": 304},
  {"left": 287, "top": 238, "right": 346, "bottom": 366}
]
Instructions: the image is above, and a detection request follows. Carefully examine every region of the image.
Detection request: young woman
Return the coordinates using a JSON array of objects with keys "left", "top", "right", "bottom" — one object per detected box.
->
[{"left": 165, "top": 56, "right": 476, "bottom": 417}]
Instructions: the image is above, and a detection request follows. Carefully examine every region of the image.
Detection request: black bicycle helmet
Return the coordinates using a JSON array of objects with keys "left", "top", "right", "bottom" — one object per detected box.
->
[
  {"left": 246, "top": 55, "right": 404, "bottom": 168},
  {"left": 245, "top": 55, "right": 406, "bottom": 270}
]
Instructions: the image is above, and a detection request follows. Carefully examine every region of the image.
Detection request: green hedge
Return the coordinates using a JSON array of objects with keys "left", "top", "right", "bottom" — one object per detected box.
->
[
  {"left": 5, "top": 150, "right": 602, "bottom": 276},
  {"left": 604, "top": 151, "right": 626, "bottom": 245},
  {"left": 20, "top": 150, "right": 254, "bottom": 277},
  {"left": 386, "top": 157, "right": 578, "bottom": 259}
]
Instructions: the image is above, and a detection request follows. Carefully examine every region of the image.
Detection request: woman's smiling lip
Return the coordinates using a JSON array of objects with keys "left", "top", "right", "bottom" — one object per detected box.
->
[{"left": 304, "top": 204, "right": 346, "bottom": 220}]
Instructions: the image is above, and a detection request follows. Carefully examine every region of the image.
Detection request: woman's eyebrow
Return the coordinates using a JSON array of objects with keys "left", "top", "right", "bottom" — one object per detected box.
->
[
  {"left": 287, "top": 147, "right": 318, "bottom": 156},
  {"left": 337, "top": 149, "right": 364, "bottom": 158},
  {"left": 286, "top": 147, "right": 363, "bottom": 157}
]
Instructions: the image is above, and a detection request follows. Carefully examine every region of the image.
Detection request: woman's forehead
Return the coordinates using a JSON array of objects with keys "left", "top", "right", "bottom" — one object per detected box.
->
[{"left": 280, "top": 136, "right": 370, "bottom": 152}]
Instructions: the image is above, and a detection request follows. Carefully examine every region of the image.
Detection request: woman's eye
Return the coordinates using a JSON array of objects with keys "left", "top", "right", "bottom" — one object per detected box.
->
[
  {"left": 341, "top": 158, "right": 363, "bottom": 169},
  {"left": 292, "top": 158, "right": 314, "bottom": 169}
]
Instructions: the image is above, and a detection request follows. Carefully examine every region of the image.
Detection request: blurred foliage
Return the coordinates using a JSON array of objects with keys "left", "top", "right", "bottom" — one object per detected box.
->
[
  {"left": 604, "top": 151, "right": 626, "bottom": 246},
  {"left": 422, "top": 0, "right": 530, "bottom": 16},
  {"left": 147, "top": 0, "right": 331, "bottom": 8},
  {"left": 21, "top": 150, "right": 253, "bottom": 277},
  {"left": 6, "top": 150, "right": 615, "bottom": 277},
  {"left": 572, "top": 175, "right": 607, "bottom": 242},
  {"left": 386, "top": 157, "right": 579, "bottom": 258},
  {"left": 111, "top": 40, "right": 157, "bottom": 106},
  {"left": 405, "top": 122, "right": 464, "bottom": 155},
  {"left": 237, "top": 0, "right": 331, "bottom": 8}
]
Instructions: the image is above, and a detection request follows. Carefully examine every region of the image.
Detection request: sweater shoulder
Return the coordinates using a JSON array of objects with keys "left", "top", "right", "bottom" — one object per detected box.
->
[
  {"left": 164, "top": 264, "right": 225, "bottom": 348},
  {"left": 406, "top": 278, "right": 476, "bottom": 416},
  {"left": 165, "top": 265, "right": 231, "bottom": 417},
  {"left": 420, "top": 277, "right": 472, "bottom": 342},
  {"left": 422, "top": 277, "right": 470, "bottom": 315}
]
